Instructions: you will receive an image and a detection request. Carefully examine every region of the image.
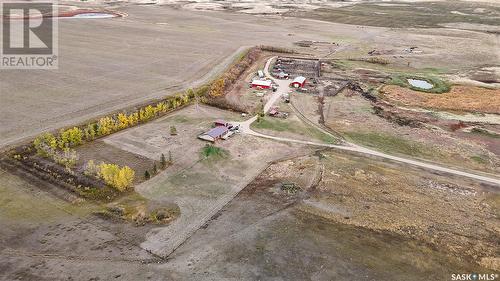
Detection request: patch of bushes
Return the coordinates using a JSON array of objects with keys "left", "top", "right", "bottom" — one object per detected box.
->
[
  {"left": 149, "top": 206, "right": 180, "bottom": 225},
  {"left": 33, "top": 133, "right": 78, "bottom": 170},
  {"left": 259, "top": 45, "right": 296, "bottom": 54},
  {"left": 94, "top": 192, "right": 180, "bottom": 225},
  {"left": 78, "top": 186, "right": 119, "bottom": 201},
  {"left": 281, "top": 182, "right": 300, "bottom": 194},
  {"left": 348, "top": 57, "right": 390, "bottom": 65},
  {"left": 200, "top": 144, "right": 229, "bottom": 160},
  {"left": 144, "top": 152, "right": 171, "bottom": 180},
  {"left": 373, "top": 106, "right": 422, "bottom": 128},
  {"left": 471, "top": 127, "right": 499, "bottom": 138},
  {"left": 449, "top": 121, "right": 467, "bottom": 132},
  {"left": 203, "top": 97, "right": 248, "bottom": 113},
  {"left": 470, "top": 155, "right": 489, "bottom": 165}
]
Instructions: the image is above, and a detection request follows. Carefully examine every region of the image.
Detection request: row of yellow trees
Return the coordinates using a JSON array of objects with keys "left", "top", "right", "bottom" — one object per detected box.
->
[
  {"left": 34, "top": 90, "right": 196, "bottom": 155},
  {"left": 82, "top": 92, "right": 194, "bottom": 143},
  {"left": 31, "top": 90, "right": 197, "bottom": 190}
]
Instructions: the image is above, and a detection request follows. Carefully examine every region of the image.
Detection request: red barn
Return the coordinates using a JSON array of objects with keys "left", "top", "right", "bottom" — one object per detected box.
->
[
  {"left": 290, "top": 76, "right": 306, "bottom": 88},
  {"left": 251, "top": 79, "right": 272, "bottom": 89}
]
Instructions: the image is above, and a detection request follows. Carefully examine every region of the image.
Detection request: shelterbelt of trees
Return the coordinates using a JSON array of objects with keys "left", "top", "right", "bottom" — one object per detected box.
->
[
  {"left": 32, "top": 90, "right": 197, "bottom": 191},
  {"left": 28, "top": 46, "right": 273, "bottom": 193}
]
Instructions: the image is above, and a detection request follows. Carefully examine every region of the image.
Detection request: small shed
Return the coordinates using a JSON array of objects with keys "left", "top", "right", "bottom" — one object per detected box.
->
[
  {"left": 269, "top": 107, "right": 279, "bottom": 116},
  {"left": 251, "top": 79, "right": 272, "bottom": 89},
  {"left": 291, "top": 76, "right": 306, "bottom": 88},
  {"left": 214, "top": 119, "right": 229, "bottom": 127},
  {"left": 198, "top": 126, "right": 229, "bottom": 142},
  {"left": 258, "top": 70, "right": 264, "bottom": 78}
]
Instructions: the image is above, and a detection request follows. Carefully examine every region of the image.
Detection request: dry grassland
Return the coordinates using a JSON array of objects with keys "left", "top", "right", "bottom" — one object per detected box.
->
[{"left": 381, "top": 85, "right": 500, "bottom": 114}]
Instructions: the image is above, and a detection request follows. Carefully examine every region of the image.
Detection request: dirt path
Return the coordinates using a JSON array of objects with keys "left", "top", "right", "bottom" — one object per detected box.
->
[{"left": 244, "top": 130, "right": 500, "bottom": 186}]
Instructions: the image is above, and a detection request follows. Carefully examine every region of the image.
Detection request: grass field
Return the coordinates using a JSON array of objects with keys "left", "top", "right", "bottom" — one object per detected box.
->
[
  {"left": 252, "top": 116, "right": 338, "bottom": 144},
  {"left": 344, "top": 131, "right": 442, "bottom": 158}
]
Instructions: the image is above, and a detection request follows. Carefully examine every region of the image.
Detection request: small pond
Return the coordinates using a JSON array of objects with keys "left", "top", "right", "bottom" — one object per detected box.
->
[
  {"left": 70, "top": 13, "right": 118, "bottom": 19},
  {"left": 407, "top": 79, "right": 433, "bottom": 90}
]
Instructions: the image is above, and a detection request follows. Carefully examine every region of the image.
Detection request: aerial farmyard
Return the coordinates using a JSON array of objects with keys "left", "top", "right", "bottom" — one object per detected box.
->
[{"left": 0, "top": 0, "right": 499, "bottom": 280}]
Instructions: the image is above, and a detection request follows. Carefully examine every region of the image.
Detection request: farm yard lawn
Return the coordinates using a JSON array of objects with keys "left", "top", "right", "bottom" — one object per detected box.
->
[
  {"left": 251, "top": 111, "right": 338, "bottom": 144},
  {"left": 135, "top": 134, "right": 309, "bottom": 257},
  {"left": 380, "top": 85, "right": 500, "bottom": 114},
  {"left": 102, "top": 105, "right": 244, "bottom": 162},
  {"left": 292, "top": 92, "right": 500, "bottom": 174}
]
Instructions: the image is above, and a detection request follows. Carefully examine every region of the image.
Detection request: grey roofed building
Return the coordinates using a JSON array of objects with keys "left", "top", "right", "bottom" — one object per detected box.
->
[{"left": 198, "top": 126, "right": 229, "bottom": 142}]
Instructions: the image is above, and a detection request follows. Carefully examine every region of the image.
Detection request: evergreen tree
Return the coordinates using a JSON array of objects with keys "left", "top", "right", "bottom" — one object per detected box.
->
[
  {"left": 152, "top": 162, "right": 158, "bottom": 175},
  {"left": 160, "top": 153, "right": 167, "bottom": 169},
  {"left": 144, "top": 170, "right": 150, "bottom": 180}
]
